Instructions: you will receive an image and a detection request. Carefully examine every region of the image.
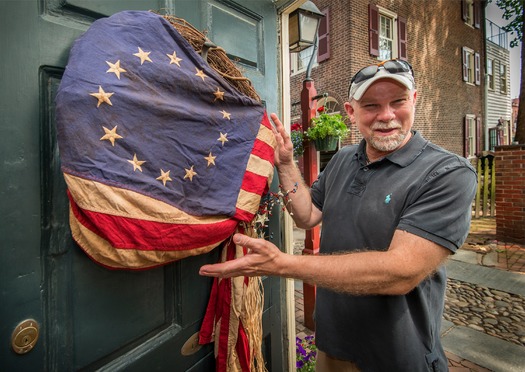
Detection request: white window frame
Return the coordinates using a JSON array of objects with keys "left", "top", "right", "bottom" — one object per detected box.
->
[
  {"left": 290, "top": 39, "right": 318, "bottom": 75},
  {"left": 464, "top": 47, "right": 475, "bottom": 85},
  {"left": 377, "top": 6, "right": 398, "bottom": 61},
  {"left": 466, "top": 114, "right": 476, "bottom": 158},
  {"left": 500, "top": 63, "right": 507, "bottom": 94},
  {"left": 487, "top": 58, "right": 494, "bottom": 90},
  {"left": 465, "top": 0, "right": 475, "bottom": 27}
]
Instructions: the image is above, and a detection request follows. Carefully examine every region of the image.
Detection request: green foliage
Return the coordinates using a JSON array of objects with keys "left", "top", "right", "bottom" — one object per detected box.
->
[
  {"left": 291, "top": 130, "right": 304, "bottom": 157},
  {"left": 493, "top": 0, "right": 524, "bottom": 47},
  {"left": 306, "top": 113, "right": 349, "bottom": 141}
]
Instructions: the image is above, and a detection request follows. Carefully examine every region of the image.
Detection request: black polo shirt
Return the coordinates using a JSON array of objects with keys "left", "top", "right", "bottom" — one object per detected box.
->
[{"left": 310, "top": 131, "right": 477, "bottom": 371}]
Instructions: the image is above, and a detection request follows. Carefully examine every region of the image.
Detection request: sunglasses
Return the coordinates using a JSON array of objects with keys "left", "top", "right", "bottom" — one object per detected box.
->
[{"left": 350, "top": 59, "right": 414, "bottom": 85}]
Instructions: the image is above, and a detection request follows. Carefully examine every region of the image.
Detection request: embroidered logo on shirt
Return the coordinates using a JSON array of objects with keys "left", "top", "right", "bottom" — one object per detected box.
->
[{"left": 384, "top": 194, "right": 392, "bottom": 204}]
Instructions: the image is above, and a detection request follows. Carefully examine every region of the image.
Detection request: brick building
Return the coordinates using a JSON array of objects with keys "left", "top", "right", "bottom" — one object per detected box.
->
[{"left": 290, "top": 0, "right": 485, "bottom": 160}]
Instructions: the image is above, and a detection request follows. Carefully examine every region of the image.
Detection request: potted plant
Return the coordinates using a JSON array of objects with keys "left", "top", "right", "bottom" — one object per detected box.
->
[{"left": 306, "top": 107, "right": 349, "bottom": 151}]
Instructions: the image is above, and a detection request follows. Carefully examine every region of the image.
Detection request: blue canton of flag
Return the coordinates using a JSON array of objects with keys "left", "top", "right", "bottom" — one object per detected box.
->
[{"left": 57, "top": 10, "right": 272, "bottom": 217}]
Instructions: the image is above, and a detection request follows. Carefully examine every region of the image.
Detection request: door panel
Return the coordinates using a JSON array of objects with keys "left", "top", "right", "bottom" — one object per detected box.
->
[{"left": 1, "top": 0, "right": 283, "bottom": 371}]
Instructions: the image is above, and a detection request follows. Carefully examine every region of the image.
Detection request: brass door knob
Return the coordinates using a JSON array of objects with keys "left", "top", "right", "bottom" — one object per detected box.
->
[{"left": 11, "top": 319, "right": 39, "bottom": 354}]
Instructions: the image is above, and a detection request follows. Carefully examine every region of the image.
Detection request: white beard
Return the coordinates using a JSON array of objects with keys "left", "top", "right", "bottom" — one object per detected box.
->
[{"left": 368, "top": 121, "right": 408, "bottom": 152}]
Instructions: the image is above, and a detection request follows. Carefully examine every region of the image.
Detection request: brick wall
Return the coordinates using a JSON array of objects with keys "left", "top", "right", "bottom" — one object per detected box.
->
[
  {"left": 495, "top": 145, "right": 525, "bottom": 243},
  {"left": 290, "top": 0, "right": 485, "bottom": 155}
]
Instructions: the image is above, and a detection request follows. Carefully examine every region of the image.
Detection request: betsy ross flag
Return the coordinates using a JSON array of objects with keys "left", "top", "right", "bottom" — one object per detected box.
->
[{"left": 55, "top": 11, "right": 276, "bottom": 270}]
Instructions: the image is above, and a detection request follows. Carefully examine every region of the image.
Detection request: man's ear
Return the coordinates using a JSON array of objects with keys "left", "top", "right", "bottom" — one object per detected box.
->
[{"left": 344, "top": 101, "right": 355, "bottom": 123}]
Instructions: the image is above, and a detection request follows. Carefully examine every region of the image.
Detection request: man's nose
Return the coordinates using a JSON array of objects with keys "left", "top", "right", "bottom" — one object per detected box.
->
[{"left": 377, "top": 105, "right": 396, "bottom": 122}]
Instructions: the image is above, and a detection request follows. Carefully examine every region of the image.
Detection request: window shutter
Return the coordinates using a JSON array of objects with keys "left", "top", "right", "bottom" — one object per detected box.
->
[
  {"left": 461, "top": 0, "right": 468, "bottom": 22},
  {"left": 464, "top": 116, "right": 470, "bottom": 157},
  {"left": 462, "top": 47, "right": 468, "bottom": 82},
  {"left": 476, "top": 116, "right": 482, "bottom": 155},
  {"left": 317, "top": 8, "right": 330, "bottom": 63},
  {"left": 474, "top": 0, "right": 481, "bottom": 28},
  {"left": 474, "top": 52, "right": 481, "bottom": 85},
  {"left": 397, "top": 16, "right": 407, "bottom": 60},
  {"left": 369, "top": 4, "right": 379, "bottom": 57}
]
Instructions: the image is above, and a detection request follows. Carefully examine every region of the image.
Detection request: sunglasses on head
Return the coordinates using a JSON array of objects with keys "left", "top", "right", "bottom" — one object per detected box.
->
[{"left": 350, "top": 59, "right": 414, "bottom": 85}]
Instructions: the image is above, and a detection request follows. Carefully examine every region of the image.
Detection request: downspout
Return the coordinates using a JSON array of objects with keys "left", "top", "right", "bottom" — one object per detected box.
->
[{"left": 483, "top": 4, "right": 489, "bottom": 151}]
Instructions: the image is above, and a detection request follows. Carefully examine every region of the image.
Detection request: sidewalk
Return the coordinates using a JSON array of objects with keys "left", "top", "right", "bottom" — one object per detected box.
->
[{"left": 293, "top": 217, "right": 525, "bottom": 371}]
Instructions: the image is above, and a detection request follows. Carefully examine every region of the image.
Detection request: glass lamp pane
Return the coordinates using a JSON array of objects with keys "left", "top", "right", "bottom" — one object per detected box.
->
[
  {"left": 299, "top": 12, "right": 319, "bottom": 44},
  {"left": 289, "top": 12, "right": 300, "bottom": 47}
]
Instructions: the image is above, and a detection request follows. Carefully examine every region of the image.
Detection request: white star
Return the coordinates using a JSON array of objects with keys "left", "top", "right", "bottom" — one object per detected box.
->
[
  {"left": 213, "top": 88, "right": 225, "bottom": 102},
  {"left": 156, "top": 169, "right": 172, "bottom": 186},
  {"left": 167, "top": 51, "right": 182, "bottom": 66},
  {"left": 134, "top": 47, "right": 152, "bottom": 65},
  {"left": 184, "top": 166, "right": 198, "bottom": 181},
  {"left": 195, "top": 68, "right": 207, "bottom": 81},
  {"left": 89, "top": 86, "right": 114, "bottom": 107},
  {"left": 220, "top": 110, "right": 231, "bottom": 120},
  {"left": 106, "top": 60, "right": 127, "bottom": 79},
  {"left": 204, "top": 152, "right": 216, "bottom": 167},
  {"left": 100, "top": 125, "right": 123, "bottom": 146},
  {"left": 127, "top": 154, "right": 146, "bottom": 172},
  {"left": 218, "top": 132, "right": 228, "bottom": 146}
]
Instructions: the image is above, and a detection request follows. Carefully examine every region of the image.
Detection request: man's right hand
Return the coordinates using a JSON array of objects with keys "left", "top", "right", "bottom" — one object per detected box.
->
[{"left": 270, "top": 113, "right": 294, "bottom": 168}]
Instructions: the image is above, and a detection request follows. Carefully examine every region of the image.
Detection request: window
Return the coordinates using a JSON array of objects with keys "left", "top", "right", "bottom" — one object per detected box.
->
[
  {"left": 463, "top": 48, "right": 474, "bottom": 84},
  {"left": 290, "top": 7, "right": 330, "bottom": 74},
  {"left": 290, "top": 44, "right": 317, "bottom": 74},
  {"left": 369, "top": 5, "right": 407, "bottom": 60},
  {"left": 462, "top": 47, "right": 480, "bottom": 85},
  {"left": 500, "top": 63, "right": 507, "bottom": 94},
  {"left": 318, "top": 96, "right": 340, "bottom": 114},
  {"left": 462, "top": 0, "right": 481, "bottom": 28},
  {"left": 379, "top": 13, "right": 394, "bottom": 60},
  {"left": 487, "top": 59, "right": 494, "bottom": 90},
  {"left": 464, "top": 115, "right": 481, "bottom": 158},
  {"left": 489, "top": 119, "right": 511, "bottom": 150}
]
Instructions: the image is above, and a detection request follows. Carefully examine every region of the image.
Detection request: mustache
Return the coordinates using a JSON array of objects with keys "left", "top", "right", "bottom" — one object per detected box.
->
[{"left": 371, "top": 121, "right": 402, "bottom": 130}]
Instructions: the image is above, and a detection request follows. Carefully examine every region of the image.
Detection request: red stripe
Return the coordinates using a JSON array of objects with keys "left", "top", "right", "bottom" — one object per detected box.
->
[
  {"left": 69, "top": 196, "right": 237, "bottom": 251},
  {"left": 260, "top": 111, "right": 272, "bottom": 130},
  {"left": 217, "top": 272, "right": 232, "bottom": 372},
  {"left": 236, "top": 325, "right": 251, "bottom": 371},
  {"left": 234, "top": 207, "right": 257, "bottom": 222},
  {"left": 199, "top": 276, "right": 220, "bottom": 345},
  {"left": 241, "top": 171, "right": 268, "bottom": 195},
  {"left": 251, "top": 138, "right": 275, "bottom": 163}
]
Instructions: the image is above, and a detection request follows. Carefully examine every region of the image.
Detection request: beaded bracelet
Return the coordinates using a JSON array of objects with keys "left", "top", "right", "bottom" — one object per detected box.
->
[{"left": 253, "top": 182, "right": 298, "bottom": 236}]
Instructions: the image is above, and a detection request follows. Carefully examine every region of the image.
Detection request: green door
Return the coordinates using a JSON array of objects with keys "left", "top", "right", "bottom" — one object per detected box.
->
[{"left": 0, "top": 0, "right": 283, "bottom": 370}]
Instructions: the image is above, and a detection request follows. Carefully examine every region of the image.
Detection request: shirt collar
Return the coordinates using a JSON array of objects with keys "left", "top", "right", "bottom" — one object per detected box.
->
[{"left": 357, "top": 131, "right": 428, "bottom": 167}]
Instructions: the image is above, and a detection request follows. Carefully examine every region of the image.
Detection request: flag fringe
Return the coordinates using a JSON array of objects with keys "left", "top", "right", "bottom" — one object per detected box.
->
[{"left": 242, "top": 275, "right": 266, "bottom": 372}]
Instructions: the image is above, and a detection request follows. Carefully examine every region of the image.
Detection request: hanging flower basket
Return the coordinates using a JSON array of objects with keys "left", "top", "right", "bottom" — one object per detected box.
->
[
  {"left": 306, "top": 109, "right": 348, "bottom": 152},
  {"left": 313, "top": 135, "right": 338, "bottom": 151}
]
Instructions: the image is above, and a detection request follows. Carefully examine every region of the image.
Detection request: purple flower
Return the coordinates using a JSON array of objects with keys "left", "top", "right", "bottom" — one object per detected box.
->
[{"left": 297, "top": 343, "right": 306, "bottom": 357}]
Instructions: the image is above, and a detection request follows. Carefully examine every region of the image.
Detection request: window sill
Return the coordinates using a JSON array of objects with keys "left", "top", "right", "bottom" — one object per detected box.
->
[{"left": 290, "top": 63, "right": 319, "bottom": 78}]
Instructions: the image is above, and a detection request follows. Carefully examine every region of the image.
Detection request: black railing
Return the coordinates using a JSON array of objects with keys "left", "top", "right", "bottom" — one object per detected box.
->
[{"left": 486, "top": 19, "right": 508, "bottom": 49}]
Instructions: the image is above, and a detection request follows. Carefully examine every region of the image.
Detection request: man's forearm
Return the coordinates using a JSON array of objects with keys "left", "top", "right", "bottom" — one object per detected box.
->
[{"left": 276, "top": 162, "right": 320, "bottom": 229}]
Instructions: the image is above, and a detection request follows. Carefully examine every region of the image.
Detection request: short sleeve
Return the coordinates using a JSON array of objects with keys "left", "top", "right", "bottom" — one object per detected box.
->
[
  {"left": 311, "top": 171, "right": 326, "bottom": 211},
  {"left": 397, "top": 163, "right": 477, "bottom": 252}
]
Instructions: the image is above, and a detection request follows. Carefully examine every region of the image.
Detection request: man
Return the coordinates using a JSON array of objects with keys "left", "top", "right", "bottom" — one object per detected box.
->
[{"left": 200, "top": 60, "right": 477, "bottom": 371}]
